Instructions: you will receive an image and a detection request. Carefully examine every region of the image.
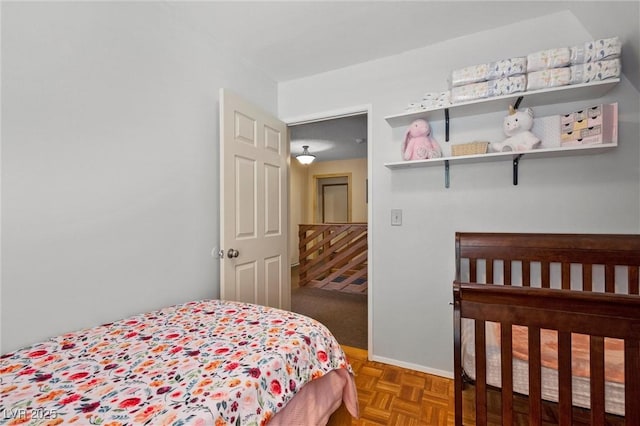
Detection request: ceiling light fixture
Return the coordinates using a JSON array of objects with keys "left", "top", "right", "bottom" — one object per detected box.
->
[{"left": 296, "top": 145, "right": 316, "bottom": 165}]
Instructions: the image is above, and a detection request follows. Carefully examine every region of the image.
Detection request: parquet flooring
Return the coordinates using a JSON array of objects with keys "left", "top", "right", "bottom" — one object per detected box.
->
[{"left": 329, "top": 346, "right": 455, "bottom": 425}]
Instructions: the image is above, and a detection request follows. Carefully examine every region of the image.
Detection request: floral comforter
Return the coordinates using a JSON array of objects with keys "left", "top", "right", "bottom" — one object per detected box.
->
[{"left": 0, "top": 300, "right": 353, "bottom": 425}]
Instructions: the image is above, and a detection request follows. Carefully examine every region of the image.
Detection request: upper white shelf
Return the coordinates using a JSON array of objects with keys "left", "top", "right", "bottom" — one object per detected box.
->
[{"left": 384, "top": 79, "right": 620, "bottom": 127}]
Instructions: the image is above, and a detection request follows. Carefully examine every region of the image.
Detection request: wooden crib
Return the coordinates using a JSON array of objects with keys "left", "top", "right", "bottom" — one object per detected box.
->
[{"left": 453, "top": 232, "right": 640, "bottom": 426}]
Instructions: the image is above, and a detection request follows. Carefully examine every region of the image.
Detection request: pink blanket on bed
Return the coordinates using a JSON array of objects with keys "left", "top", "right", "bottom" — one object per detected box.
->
[{"left": 0, "top": 299, "right": 358, "bottom": 425}]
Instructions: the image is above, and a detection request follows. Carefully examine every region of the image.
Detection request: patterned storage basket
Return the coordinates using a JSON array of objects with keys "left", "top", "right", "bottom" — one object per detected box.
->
[{"left": 451, "top": 141, "right": 489, "bottom": 156}]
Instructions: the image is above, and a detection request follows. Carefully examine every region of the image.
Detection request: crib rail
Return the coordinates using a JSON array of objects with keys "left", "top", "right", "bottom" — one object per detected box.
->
[{"left": 455, "top": 232, "right": 640, "bottom": 293}]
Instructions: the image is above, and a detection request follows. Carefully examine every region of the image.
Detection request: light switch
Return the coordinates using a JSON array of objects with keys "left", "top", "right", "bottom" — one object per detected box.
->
[{"left": 391, "top": 209, "right": 402, "bottom": 226}]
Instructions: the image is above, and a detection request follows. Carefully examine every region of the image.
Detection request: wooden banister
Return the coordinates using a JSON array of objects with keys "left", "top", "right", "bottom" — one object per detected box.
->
[{"left": 298, "top": 223, "right": 368, "bottom": 293}]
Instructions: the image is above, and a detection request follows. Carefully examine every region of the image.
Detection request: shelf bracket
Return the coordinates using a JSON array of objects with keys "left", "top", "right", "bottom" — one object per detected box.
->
[
  {"left": 444, "top": 108, "right": 450, "bottom": 142},
  {"left": 513, "top": 154, "right": 523, "bottom": 185},
  {"left": 513, "top": 96, "right": 524, "bottom": 109},
  {"left": 444, "top": 160, "right": 450, "bottom": 188}
]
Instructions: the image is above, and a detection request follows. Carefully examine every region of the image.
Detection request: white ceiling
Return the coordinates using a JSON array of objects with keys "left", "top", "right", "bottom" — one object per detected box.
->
[{"left": 161, "top": 1, "right": 639, "bottom": 162}]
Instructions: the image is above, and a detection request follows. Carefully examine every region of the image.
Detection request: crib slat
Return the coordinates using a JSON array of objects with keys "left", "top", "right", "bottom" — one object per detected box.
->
[
  {"left": 625, "top": 339, "right": 640, "bottom": 425},
  {"left": 558, "top": 331, "right": 572, "bottom": 426},
  {"left": 523, "top": 261, "right": 531, "bottom": 287},
  {"left": 605, "top": 264, "right": 615, "bottom": 293},
  {"left": 500, "top": 324, "right": 513, "bottom": 425},
  {"left": 541, "top": 261, "right": 550, "bottom": 288},
  {"left": 561, "top": 262, "right": 570, "bottom": 290},
  {"left": 475, "top": 320, "right": 487, "bottom": 426},
  {"left": 487, "top": 259, "right": 493, "bottom": 284},
  {"left": 589, "top": 336, "right": 605, "bottom": 426},
  {"left": 583, "top": 264, "right": 593, "bottom": 292},
  {"left": 470, "top": 258, "right": 477, "bottom": 283},
  {"left": 504, "top": 260, "right": 512, "bottom": 286},
  {"left": 528, "top": 326, "right": 542, "bottom": 426},
  {"left": 630, "top": 266, "right": 639, "bottom": 295}
]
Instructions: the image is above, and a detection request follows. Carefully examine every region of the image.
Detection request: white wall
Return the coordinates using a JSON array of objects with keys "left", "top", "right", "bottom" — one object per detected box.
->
[
  {"left": 279, "top": 11, "right": 640, "bottom": 375},
  {"left": 1, "top": 2, "right": 277, "bottom": 352}
]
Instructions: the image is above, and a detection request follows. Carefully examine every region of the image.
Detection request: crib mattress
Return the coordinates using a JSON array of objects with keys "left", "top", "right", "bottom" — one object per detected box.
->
[{"left": 461, "top": 319, "right": 625, "bottom": 416}]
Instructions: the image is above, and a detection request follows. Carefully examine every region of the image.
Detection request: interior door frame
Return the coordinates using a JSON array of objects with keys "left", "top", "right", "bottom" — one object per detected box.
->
[{"left": 283, "top": 104, "right": 373, "bottom": 359}]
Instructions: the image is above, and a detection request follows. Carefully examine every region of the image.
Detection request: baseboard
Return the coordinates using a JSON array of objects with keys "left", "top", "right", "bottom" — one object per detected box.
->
[{"left": 370, "top": 355, "right": 454, "bottom": 379}]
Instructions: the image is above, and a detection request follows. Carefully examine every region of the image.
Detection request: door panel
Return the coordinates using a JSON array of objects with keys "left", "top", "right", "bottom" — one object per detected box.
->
[
  {"left": 265, "top": 255, "right": 282, "bottom": 307},
  {"left": 235, "top": 112, "right": 256, "bottom": 146},
  {"left": 235, "top": 261, "right": 257, "bottom": 303},
  {"left": 264, "top": 164, "right": 281, "bottom": 236},
  {"left": 235, "top": 157, "right": 257, "bottom": 239},
  {"left": 264, "top": 125, "right": 281, "bottom": 153}
]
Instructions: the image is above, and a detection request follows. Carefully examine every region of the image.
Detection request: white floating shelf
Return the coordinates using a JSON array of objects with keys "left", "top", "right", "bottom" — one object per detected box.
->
[{"left": 385, "top": 79, "right": 620, "bottom": 128}]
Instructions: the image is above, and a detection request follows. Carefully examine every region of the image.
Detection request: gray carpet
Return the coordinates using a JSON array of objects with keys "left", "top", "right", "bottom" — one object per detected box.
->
[{"left": 291, "top": 285, "right": 367, "bottom": 349}]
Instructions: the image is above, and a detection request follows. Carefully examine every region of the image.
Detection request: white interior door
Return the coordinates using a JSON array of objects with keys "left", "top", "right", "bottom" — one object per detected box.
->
[
  {"left": 219, "top": 89, "right": 290, "bottom": 310},
  {"left": 323, "top": 184, "right": 348, "bottom": 223}
]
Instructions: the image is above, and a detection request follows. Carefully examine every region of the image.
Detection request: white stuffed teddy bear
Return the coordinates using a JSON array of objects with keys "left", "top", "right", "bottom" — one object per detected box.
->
[
  {"left": 402, "top": 119, "right": 442, "bottom": 160},
  {"left": 490, "top": 105, "right": 541, "bottom": 152}
]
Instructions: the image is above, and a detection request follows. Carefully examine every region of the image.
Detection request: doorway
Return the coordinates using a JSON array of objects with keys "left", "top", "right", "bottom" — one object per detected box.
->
[{"left": 286, "top": 108, "right": 370, "bottom": 351}]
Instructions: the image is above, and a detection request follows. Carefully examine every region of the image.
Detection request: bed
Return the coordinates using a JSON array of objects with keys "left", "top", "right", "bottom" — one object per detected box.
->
[
  {"left": 452, "top": 232, "right": 640, "bottom": 426},
  {"left": 0, "top": 299, "right": 358, "bottom": 425}
]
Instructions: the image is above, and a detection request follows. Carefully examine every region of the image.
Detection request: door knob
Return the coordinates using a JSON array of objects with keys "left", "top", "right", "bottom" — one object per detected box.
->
[{"left": 227, "top": 248, "right": 239, "bottom": 258}]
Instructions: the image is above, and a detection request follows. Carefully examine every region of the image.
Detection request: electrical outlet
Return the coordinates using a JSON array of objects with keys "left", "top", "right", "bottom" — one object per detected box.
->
[{"left": 391, "top": 209, "right": 402, "bottom": 226}]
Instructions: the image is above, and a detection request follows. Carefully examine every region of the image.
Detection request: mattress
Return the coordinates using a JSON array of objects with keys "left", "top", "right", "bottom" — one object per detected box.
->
[
  {"left": 0, "top": 299, "right": 358, "bottom": 425},
  {"left": 461, "top": 319, "right": 625, "bottom": 416}
]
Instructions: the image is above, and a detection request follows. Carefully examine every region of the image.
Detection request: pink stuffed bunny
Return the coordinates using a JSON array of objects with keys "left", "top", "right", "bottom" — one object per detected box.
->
[{"left": 402, "top": 119, "right": 442, "bottom": 160}]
